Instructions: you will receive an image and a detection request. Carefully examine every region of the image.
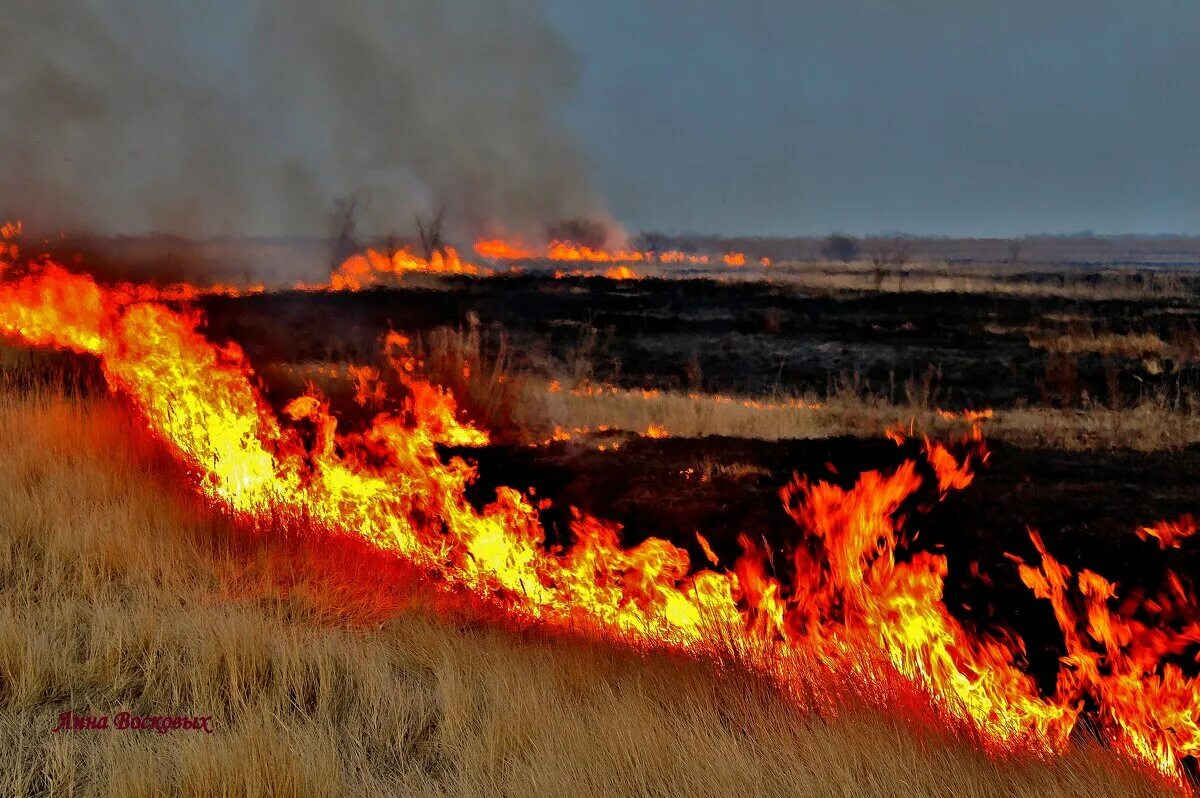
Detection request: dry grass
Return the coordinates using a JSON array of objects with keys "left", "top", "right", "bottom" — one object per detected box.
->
[
  {"left": 1029, "top": 331, "right": 1171, "bottom": 358},
  {"left": 510, "top": 379, "right": 1200, "bottom": 452},
  {"left": 253, "top": 340, "right": 1200, "bottom": 452},
  {"left": 543, "top": 256, "right": 1195, "bottom": 302},
  {"left": 736, "top": 260, "right": 1195, "bottom": 301},
  {"left": 385, "top": 320, "right": 1200, "bottom": 452},
  {"left": 0, "top": 382, "right": 1176, "bottom": 796}
]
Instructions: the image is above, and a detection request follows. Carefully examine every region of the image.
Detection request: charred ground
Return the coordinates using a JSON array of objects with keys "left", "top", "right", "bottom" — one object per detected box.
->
[
  {"left": 200, "top": 272, "right": 1200, "bottom": 408},
  {"left": 184, "top": 270, "right": 1200, "bottom": 693}
]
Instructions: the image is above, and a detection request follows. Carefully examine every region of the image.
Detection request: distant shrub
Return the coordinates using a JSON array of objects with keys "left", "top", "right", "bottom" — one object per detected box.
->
[{"left": 821, "top": 234, "right": 860, "bottom": 262}]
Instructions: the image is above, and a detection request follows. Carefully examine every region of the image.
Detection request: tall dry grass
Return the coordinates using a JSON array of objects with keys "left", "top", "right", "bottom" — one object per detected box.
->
[
  {"left": 513, "top": 379, "right": 1200, "bottom": 452},
  {"left": 0, "top": 382, "right": 1178, "bottom": 796},
  {"left": 254, "top": 351, "right": 1200, "bottom": 452},
  {"left": 392, "top": 321, "right": 1200, "bottom": 452}
]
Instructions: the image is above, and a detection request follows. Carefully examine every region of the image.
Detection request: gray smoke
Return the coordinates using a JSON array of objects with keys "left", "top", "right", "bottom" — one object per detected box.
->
[{"left": 0, "top": 0, "right": 606, "bottom": 241}]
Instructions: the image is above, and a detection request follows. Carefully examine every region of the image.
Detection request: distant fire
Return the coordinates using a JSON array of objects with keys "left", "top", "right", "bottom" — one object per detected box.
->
[
  {"left": 0, "top": 223, "right": 1197, "bottom": 785},
  {"left": 473, "top": 238, "right": 534, "bottom": 261},
  {"left": 328, "top": 247, "right": 489, "bottom": 291},
  {"left": 552, "top": 264, "right": 640, "bottom": 281},
  {"left": 473, "top": 237, "right": 760, "bottom": 268}
]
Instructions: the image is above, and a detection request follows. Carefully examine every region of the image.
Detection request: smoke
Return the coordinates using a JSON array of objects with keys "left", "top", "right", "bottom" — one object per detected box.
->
[{"left": 0, "top": 0, "right": 606, "bottom": 241}]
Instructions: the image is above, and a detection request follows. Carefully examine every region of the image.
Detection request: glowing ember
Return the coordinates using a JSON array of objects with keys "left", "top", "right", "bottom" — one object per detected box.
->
[{"left": 1, "top": 244, "right": 1198, "bottom": 783}]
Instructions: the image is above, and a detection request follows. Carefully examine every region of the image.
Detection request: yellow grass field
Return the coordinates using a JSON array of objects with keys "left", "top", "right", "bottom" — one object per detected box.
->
[{"left": 0, "top": 380, "right": 1176, "bottom": 797}]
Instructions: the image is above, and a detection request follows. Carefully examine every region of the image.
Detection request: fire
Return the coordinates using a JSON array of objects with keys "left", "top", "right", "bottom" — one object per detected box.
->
[
  {"left": 472, "top": 237, "right": 755, "bottom": 269},
  {"left": 328, "top": 247, "right": 489, "bottom": 291},
  {"left": 1017, "top": 532, "right": 1200, "bottom": 774},
  {"left": 603, "top": 265, "right": 638, "bottom": 280},
  {"left": 1138, "top": 515, "right": 1198, "bottom": 549},
  {"left": 642, "top": 423, "right": 669, "bottom": 438},
  {"left": 1, "top": 246, "right": 1199, "bottom": 782},
  {"left": 546, "top": 240, "right": 646, "bottom": 263},
  {"left": 659, "top": 251, "right": 710, "bottom": 265},
  {"left": 551, "top": 265, "right": 640, "bottom": 281},
  {"left": 474, "top": 238, "right": 534, "bottom": 260}
]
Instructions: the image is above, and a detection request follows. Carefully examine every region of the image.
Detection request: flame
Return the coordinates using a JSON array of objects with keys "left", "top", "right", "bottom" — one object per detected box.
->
[
  {"left": 0, "top": 220, "right": 22, "bottom": 262},
  {"left": 546, "top": 240, "right": 646, "bottom": 263},
  {"left": 658, "top": 251, "right": 710, "bottom": 265},
  {"left": 1018, "top": 532, "right": 1200, "bottom": 775},
  {"left": 603, "top": 265, "right": 638, "bottom": 280},
  {"left": 1, "top": 248, "right": 1199, "bottom": 782},
  {"left": 1138, "top": 516, "right": 1198, "bottom": 549},
  {"left": 551, "top": 265, "right": 640, "bottom": 281},
  {"left": 473, "top": 237, "right": 753, "bottom": 268},
  {"left": 474, "top": 238, "right": 534, "bottom": 260},
  {"left": 328, "top": 247, "right": 489, "bottom": 291}
]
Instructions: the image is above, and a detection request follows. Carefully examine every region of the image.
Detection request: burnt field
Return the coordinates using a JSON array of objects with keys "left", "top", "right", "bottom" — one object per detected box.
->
[
  {"left": 202, "top": 271, "right": 1200, "bottom": 408},
  {"left": 188, "top": 270, "right": 1200, "bottom": 690},
  {"left": 4, "top": 249, "right": 1200, "bottom": 791}
]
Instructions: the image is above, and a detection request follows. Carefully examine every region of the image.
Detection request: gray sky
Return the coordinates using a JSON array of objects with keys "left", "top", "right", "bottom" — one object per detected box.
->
[
  {"left": 548, "top": 1, "right": 1200, "bottom": 236},
  {"left": 4, "top": 1, "right": 1198, "bottom": 238}
]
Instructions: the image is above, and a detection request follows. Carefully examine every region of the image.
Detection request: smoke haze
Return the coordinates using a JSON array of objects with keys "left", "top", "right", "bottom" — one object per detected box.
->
[{"left": 0, "top": 0, "right": 603, "bottom": 240}]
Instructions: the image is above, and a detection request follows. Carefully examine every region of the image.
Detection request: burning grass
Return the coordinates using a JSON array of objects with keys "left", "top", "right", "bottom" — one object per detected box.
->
[
  {"left": 2, "top": 243, "right": 1199, "bottom": 791},
  {"left": 0, "top": 384, "right": 1173, "bottom": 797}
]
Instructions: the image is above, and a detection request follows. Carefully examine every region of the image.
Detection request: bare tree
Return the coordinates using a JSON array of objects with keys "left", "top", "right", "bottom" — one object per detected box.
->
[
  {"left": 329, "top": 197, "right": 360, "bottom": 264},
  {"left": 868, "top": 239, "right": 913, "bottom": 290},
  {"left": 415, "top": 205, "right": 447, "bottom": 259}
]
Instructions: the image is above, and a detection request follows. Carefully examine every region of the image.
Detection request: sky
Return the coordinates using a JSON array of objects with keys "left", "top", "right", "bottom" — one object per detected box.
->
[
  {"left": 547, "top": 0, "right": 1200, "bottom": 236},
  {"left": 4, "top": 1, "right": 1199, "bottom": 238}
]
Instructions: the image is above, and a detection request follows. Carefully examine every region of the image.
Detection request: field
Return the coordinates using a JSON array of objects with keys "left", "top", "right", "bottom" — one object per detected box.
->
[
  {"left": 0, "top": 382, "right": 1174, "bottom": 798},
  {"left": 1, "top": 240, "right": 1198, "bottom": 795}
]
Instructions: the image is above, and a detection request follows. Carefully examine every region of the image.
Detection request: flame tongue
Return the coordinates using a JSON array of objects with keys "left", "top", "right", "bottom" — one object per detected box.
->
[{"left": 1, "top": 252, "right": 1198, "bottom": 782}]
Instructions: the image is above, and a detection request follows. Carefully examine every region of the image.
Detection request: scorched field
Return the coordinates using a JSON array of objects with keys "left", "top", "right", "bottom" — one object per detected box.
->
[{"left": 1, "top": 226, "right": 1198, "bottom": 797}]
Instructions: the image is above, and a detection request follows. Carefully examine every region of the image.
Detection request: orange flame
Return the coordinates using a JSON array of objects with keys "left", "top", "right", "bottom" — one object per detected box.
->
[
  {"left": 472, "top": 238, "right": 753, "bottom": 269},
  {"left": 1, "top": 250, "right": 1198, "bottom": 783},
  {"left": 642, "top": 423, "right": 670, "bottom": 439},
  {"left": 1138, "top": 516, "right": 1198, "bottom": 549},
  {"left": 547, "top": 240, "right": 646, "bottom": 263},
  {"left": 474, "top": 238, "right": 534, "bottom": 260},
  {"left": 328, "top": 247, "right": 489, "bottom": 291},
  {"left": 603, "top": 265, "right": 639, "bottom": 280}
]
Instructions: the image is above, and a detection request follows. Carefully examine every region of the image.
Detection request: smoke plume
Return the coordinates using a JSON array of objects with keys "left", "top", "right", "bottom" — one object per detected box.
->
[{"left": 0, "top": 0, "right": 605, "bottom": 241}]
